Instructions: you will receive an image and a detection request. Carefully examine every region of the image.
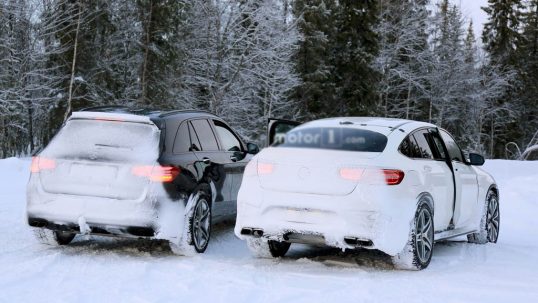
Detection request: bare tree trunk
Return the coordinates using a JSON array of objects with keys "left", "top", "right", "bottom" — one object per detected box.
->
[
  {"left": 0, "top": 116, "right": 5, "bottom": 158},
  {"left": 406, "top": 83, "right": 411, "bottom": 119},
  {"left": 140, "top": 1, "right": 153, "bottom": 105},
  {"left": 283, "top": 0, "right": 288, "bottom": 24},
  {"left": 28, "top": 103, "right": 33, "bottom": 152},
  {"left": 490, "top": 118, "right": 494, "bottom": 158},
  {"left": 384, "top": 93, "right": 388, "bottom": 117},
  {"left": 64, "top": 1, "right": 82, "bottom": 122},
  {"left": 429, "top": 99, "right": 432, "bottom": 123}
]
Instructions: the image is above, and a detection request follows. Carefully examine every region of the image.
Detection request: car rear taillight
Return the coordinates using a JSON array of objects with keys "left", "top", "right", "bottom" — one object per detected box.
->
[
  {"left": 382, "top": 169, "right": 405, "bottom": 185},
  {"left": 257, "top": 162, "right": 274, "bottom": 175},
  {"left": 30, "top": 157, "right": 56, "bottom": 173},
  {"left": 339, "top": 168, "right": 364, "bottom": 181},
  {"left": 131, "top": 165, "right": 180, "bottom": 183},
  {"left": 339, "top": 167, "right": 404, "bottom": 185}
]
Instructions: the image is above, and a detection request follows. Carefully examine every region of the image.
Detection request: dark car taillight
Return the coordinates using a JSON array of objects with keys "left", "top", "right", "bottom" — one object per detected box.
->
[
  {"left": 131, "top": 165, "right": 180, "bottom": 183},
  {"left": 381, "top": 169, "right": 405, "bottom": 185}
]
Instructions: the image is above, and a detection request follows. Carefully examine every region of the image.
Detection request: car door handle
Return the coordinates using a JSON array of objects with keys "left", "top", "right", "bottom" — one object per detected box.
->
[
  {"left": 202, "top": 157, "right": 211, "bottom": 164},
  {"left": 423, "top": 165, "right": 432, "bottom": 172},
  {"left": 230, "top": 155, "right": 238, "bottom": 162}
]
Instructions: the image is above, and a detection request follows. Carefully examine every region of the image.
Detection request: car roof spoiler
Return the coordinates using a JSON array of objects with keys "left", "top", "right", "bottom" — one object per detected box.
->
[{"left": 69, "top": 111, "right": 156, "bottom": 125}]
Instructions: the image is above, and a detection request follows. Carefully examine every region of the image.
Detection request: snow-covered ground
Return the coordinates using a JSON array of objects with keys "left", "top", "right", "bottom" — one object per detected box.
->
[{"left": 0, "top": 158, "right": 536, "bottom": 303}]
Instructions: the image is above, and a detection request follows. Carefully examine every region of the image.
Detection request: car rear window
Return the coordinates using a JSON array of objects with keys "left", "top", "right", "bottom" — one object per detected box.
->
[
  {"left": 274, "top": 127, "right": 388, "bottom": 152},
  {"left": 42, "top": 119, "right": 160, "bottom": 163}
]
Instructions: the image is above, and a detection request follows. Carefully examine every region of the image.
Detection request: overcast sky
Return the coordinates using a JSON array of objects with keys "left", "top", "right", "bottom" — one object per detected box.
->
[{"left": 457, "top": 0, "right": 489, "bottom": 38}]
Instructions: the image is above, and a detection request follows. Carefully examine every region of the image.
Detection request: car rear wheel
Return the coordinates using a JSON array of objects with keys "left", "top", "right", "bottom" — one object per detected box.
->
[
  {"left": 392, "top": 202, "right": 434, "bottom": 270},
  {"left": 190, "top": 197, "right": 211, "bottom": 253},
  {"left": 246, "top": 238, "right": 290, "bottom": 258},
  {"left": 169, "top": 192, "right": 212, "bottom": 255},
  {"left": 33, "top": 229, "right": 75, "bottom": 246},
  {"left": 468, "top": 190, "right": 499, "bottom": 244}
]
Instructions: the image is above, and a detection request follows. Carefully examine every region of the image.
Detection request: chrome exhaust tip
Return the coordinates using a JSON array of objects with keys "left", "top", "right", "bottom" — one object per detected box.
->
[
  {"left": 252, "top": 229, "right": 264, "bottom": 238},
  {"left": 240, "top": 228, "right": 253, "bottom": 236}
]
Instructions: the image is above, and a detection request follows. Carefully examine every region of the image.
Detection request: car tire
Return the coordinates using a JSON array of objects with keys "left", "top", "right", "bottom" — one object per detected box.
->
[
  {"left": 468, "top": 190, "right": 499, "bottom": 244},
  {"left": 392, "top": 202, "right": 434, "bottom": 270},
  {"left": 169, "top": 191, "right": 212, "bottom": 255},
  {"left": 33, "top": 228, "right": 75, "bottom": 246},
  {"left": 246, "top": 238, "right": 290, "bottom": 258}
]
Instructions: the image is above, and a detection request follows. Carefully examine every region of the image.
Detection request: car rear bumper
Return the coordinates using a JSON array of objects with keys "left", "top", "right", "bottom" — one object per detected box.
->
[
  {"left": 28, "top": 217, "right": 156, "bottom": 238},
  {"left": 26, "top": 176, "right": 186, "bottom": 242},
  {"left": 235, "top": 180, "right": 416, "bottom": 256}
]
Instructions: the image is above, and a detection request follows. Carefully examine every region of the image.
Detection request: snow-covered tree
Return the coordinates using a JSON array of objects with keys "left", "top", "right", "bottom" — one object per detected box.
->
[
  {"left": 180, "top": 0, "right": 301, "bottom": 142},
  {"left": 376, "top": 0, "right": 432, "bottom": 120}
]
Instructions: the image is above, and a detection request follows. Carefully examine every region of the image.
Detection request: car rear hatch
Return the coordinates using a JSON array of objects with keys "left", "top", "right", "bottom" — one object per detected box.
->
[
  {"left": 35, "top": 112, "right": 161, "bottom": 200},
  {"left": 257, "top": 147, "right": 382, "bottom": 196},
  {"left": 256, "top": 125, "right": 395, "bottom": 196}
]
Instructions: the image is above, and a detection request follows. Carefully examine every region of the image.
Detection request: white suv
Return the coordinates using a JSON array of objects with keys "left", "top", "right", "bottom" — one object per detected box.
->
[{"left": 235, "top": 117, "right": 499, "bottom": 270}]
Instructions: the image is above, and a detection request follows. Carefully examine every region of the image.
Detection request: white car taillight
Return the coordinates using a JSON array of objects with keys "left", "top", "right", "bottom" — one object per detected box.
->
[
  {"left": 30, "top": 157, "right": 56, "bottom": 173},
  {"left": 257, "top": 162, "right": 274, "bottom": 175},
  {"left": 244, "top": 160, "right": 274, "bottom": 177}
]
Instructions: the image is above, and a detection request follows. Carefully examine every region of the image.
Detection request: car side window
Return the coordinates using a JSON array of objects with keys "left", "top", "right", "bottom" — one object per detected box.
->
[
  {"left": 188, "top": 122, "right": 202, "bottom": 151},
  {"left": 190, "top": 119, "right": 219, "bottom": 151},
  {"left": 172, "top": 122, "right": 190, "bottom": 154},
  {"left": 399, "top": 136, "right": 414, "bottom": 157},
  {"left": 428, "top": 130, "right": 447, "bottom": 160},
  {"left": 213, "top": 120, "right": 242, "bottom": 152},
  {"left": 412, "top": 130, "right": 434, "bottom": 159},
  {"left": 399, "top": 135, "right": 421, "bottom": 158},
  {"left": 440, "top": 130, "right": 465, "bottom": 162}
]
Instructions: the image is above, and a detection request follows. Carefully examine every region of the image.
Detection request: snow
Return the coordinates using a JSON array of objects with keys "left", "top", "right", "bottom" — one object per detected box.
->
[{"left": 1, "top": 157, "right": 537, "bottom": 302}]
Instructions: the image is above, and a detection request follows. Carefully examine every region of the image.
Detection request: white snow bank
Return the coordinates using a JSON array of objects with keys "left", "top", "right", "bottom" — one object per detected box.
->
[{"left": 0, "top": 158, "right": 537, "bottom": 303}]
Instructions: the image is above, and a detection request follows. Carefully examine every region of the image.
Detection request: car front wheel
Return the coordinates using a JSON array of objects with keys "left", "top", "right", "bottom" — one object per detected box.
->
[{"left": 468, "top": 190, "right": 499, "bottom": 244}]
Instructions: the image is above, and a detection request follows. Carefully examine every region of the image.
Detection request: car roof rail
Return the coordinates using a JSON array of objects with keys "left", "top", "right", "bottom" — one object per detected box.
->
[
  {"left": 80, "top": 105, "right": 131, "bottom": 112},
  {"left": 79, "top": 106, "right": 217, "bottom": 118}
]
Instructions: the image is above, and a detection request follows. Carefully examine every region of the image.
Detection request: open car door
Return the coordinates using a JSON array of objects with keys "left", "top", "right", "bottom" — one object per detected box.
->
[{"left": 267, "top": 118, "right": 302, "bottom": 146}]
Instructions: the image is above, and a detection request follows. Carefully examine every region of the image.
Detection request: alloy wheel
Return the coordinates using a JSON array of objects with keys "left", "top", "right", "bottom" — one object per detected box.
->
[
  {"left": 192, "top": 198, "right": 210, "bottom": 251},
  {"left": 487, "top": 196, "right": 500, "bottom": 243},
  {"left": 415, "top": 207, "right": 434, "bottom": 264}
]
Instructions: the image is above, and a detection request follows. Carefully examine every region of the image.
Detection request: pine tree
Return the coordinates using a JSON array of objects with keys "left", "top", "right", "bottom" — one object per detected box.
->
[
  {"left": 331, "top": 0, "right": 379, "bottom": 116},
  {"left": 137, "top": 0, "right": 188, "bottom": 108},
  {"left": 481, "top": 0, "right": 526, "bottom": 157},
  {"left": 376, "top": 0, "right": 431, "bottom": 120},
  {"left": 517, "top": 0, "right": 538, "bottom": 150},
  {"left": 482, "top": 0, "right": 524, "bottom": 67},
  {"left": 292, "top": 0, "right": 337, "bottom": 118}
]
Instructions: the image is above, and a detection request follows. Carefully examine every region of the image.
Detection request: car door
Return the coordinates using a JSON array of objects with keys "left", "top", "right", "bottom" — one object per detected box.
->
[
  {"left": 400, "top": 129, "right": 454, "bottom": 231},
  {"left": 159, "top": 120, "right": 200, "bottom": 195},
  {"left": 439, "top": 129, "right": 479, "bottom": 229},
  {"left": 267, "top": 118, "right": 302, "bottom": 146},
  {"left": 210, "top": 119, "right": 250, "bottom": 215},
  {"left": 189, "top": 119, "right": 233, "bottom": 219}
]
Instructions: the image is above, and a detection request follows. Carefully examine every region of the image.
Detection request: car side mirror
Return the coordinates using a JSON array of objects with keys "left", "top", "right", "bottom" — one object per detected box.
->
[
  {"left": 247, "top": 142, "right": 260, "bottom": 155},
  {"left": 469, "top": 153, "right": 485, "bottom": 166}
]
